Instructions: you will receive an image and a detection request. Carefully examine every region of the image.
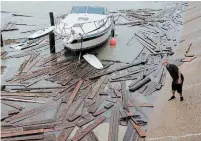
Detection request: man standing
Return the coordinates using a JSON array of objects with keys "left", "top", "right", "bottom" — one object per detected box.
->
[{"left": 163, "top": 59, "right": 184, "bottom": 101}]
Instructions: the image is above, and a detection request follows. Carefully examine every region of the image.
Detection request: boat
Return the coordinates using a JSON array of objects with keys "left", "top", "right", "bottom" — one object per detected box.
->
[{"left": 54, "top": 6, "right": 114, "bottom": 52}]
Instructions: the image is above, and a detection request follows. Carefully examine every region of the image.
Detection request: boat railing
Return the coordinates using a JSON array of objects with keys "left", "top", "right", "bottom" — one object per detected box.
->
[{"left": 54, "top": 15, "right": 113, "bottom": 41}]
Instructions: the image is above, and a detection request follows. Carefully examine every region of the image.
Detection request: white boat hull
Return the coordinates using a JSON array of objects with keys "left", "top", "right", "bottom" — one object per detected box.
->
[{"left": 63, "top": 25, "right": 112, "bottom": 51}]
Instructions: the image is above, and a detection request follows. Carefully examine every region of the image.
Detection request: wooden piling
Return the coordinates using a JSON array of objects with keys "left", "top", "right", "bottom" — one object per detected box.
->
[
  {"left": 49, "top": 12, "right": 55, "bottom": 53},
  {"left": 49, "top": 12, "right": 55, "bottom": 26},
  {"left": 49, "top": 32, "right": 55, "bottom": 53},
  {"left": 1, "top": 33, "right": 3, "bottom": 47}
]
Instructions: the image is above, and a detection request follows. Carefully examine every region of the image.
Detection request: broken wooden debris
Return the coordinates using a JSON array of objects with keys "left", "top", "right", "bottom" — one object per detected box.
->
[
  {"left": 1, "top": 134, "right": 45, "bottom": 141},
  {"left": 22, "top": 123, "right": 56, "bottom": 131},
  {"left": 184, "top": 53, "right": 194, "bottom": 57},
  {"left": 181, "top": 56, "right": 196, "bottom": 62},
  {"left": 121, "top": 82, "right": 129, "bottom": 112},
  {"left": 106, "top": 98, "right": 117, "bottom": 103},
  {"left": 129, "top": 77, "right": 151, "bottom": 91},
  {"left": 12, "top": 14, "right": 32, "bottom": 17},
  {"left": 130, "top": 117, "right": 146, "bottom": 137},
  {"left": 1, "top": 129, "right": 44, "bottom": 138},
  {"left": 90, "top": 61, "right": 142, "bottom": 79},
  {"left": 123, "top": 121, "right": 135, "bottom": 141},
  {"left": 56, "top": 127, "right": 74, "bottom": 141},
  {"left": 1, "top": 97, "right": 45, "bottom": 104},
  {"left": 72, "top": 116, "right": 106, "bottom": 141},
  {"left": 15, "top": 118, "right": 56, "bottom": 127},
  {"left": 1, "top": 101, "right": 25, "bottom": 110},
  {"left": 1, "top": 92, "right": 49, "bottom": 97},
  {"left": 88, "top": 97, "right": 105, "bottom": 113},
  {"left": 108, "top": 104, "right": 120, "bottom": 141},
  {"left": 8, "top": 109, "right": 20, "bottom": 115},
  {"left": 77, "top": 115, "right": 96, "bottom": 127}
]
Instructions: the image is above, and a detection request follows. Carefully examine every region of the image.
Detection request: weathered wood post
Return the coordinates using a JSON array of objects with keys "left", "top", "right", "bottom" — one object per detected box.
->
[
  {"left": 49, "top": 12, "right": 55, "bottom": 53},
  {"left": 1, "top": 33, "right": 3, "bottom": 47}
]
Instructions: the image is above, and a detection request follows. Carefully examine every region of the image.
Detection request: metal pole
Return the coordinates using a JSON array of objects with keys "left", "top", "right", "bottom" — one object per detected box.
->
[{"left": 1, "top": 33, "right": 3, "bottom": 47}]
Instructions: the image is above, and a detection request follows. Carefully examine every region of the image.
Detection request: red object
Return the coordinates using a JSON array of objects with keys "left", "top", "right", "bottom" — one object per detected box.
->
[{"left": 110, "top": 38, "right": 116, "bottom": 46}]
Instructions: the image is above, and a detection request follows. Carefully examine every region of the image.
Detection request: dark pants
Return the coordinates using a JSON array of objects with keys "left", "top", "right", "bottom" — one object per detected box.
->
[{"left": 172, "top": 74, "right": 184, "bottom": 93}]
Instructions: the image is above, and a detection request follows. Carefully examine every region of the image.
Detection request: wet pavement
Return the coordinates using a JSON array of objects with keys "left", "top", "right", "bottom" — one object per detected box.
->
[{"left": 146, "top": 2, "right": 201, "bottom": 141}]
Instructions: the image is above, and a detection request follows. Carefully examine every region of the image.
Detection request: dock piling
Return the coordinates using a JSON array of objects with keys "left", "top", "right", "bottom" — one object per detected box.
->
[
  {"left": 1, "top": 33, "right": 3, "bottom": 47},
  {"left": 49, "top": 12, "right": 55, "bottom": 53}
]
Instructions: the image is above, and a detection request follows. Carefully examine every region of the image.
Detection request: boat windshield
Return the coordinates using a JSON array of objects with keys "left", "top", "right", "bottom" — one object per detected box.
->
[
  {"left": 71, "top": 6, "right": 87, "bottom": 13},
  {"left": 71, "top": 6, "right": 106, "bottom": 15}
]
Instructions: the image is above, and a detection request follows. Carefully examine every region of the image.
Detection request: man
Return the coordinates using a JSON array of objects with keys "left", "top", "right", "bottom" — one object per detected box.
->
[{"left": 163, "top": 59, "right": 184, "bottom": 101}]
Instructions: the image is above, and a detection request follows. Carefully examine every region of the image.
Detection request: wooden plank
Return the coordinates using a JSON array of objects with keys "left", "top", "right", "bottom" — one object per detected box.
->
[
  {"left": 77, "top": 115, "right": 96, "bottom": 127},
  {"left": 111, "top": 69, "right": 143, "bottom": 80},
  {"left": 130, "top": 117, "right": 146, "bottom": 137},
  {"left": 110, "top": 89, "right": 117, "bottom": 98},
  {"left": 67, "top": 99, "right": 83, "bottom": 116},
  {"left": 106, "top": 98, "right": 117, "bottom": 103},
  {"left": 128, "top": 76, "right": 143, "bottom": 88},
  {"left": 108, "top": 104, "right": 120, "bottom": 141},
  {"left": 44, "top": 134, "right": 56, "bottom": 141},
  {"left": 114, "top": 89, "right": 122, "bottom": 98},
  {"left": 58, "top": 80, "right": 83, "bottom": 121},
  {"left": 121, "top": 82, "right": 129, "bottom": 112},
  {"left": 1, "top": 101, "right": 24, "bottom": 110},
  {"left": 22, "top": 123, "right": 56, "bottom": 131},
  {"left": 68, "top": 86, "right": 91, "bottom": 117},
  {"left": 88, "top": 75, "right": 106, "bottom": 99},
  {"left": 67, "top": 101, "right": 84, "bottom": 122},
  {"left": 104, "top": 103, "right": 114, "bottom": 109},
  {"left": 7, "top": 105, "right": 47, "bottom": 123},
  {"left": 1, "top": 113, "right": 9, "bottom": 121},
  {"left": 92, "top": 103, "right": 114, "bottom": 117},
  {"left": 53, "top": 86, "right": 74, "bottom": 101},
  {"left": 72, "top": 116, "right": 106, "bottom": 141},
  {"left": 1, "top": 92, "right": 49, "bottom": 97},
  {"left": 131, "top": 129, "right": 138, "bottom": 141},
  {"left": 1, "top": 134, "right": 45, "bottom": 141},
  {"left": 88, "top": 97, "right": 105, "bottom": 113},
  {"left": 60, "top": 118, "right": 80, "bottom": 129},
  {"left": 56, "top": 127, "right": 74, "bottom": 141},
  {"left": 123, "top": 121, "right": 134, "bottom": 141},
  {"left": 1, "top": 97, "right": 45, "bottom": 104},
  {"left": 92, "top": 108, "right": 106, "bottom": 117},
  {"left": 67, "top": 80, "right": 84, "bottom": 107},
  {"left": 15, "top": 118, "right": 56, "bottom": 127},
  {"left": 138, "top": 83, "right": 148, "bottom": 94},
  {"left": 1, "top": 127, "right": 23, "bottom": 134},
  {"left": 1, "top": 129, "right": 44, "bottom": 138},
  {"left": 90, "top": 61, "right": 142, "bottom": 79},
  {"left": 8, "top": 109, "right": 20, "bottom": 115}
]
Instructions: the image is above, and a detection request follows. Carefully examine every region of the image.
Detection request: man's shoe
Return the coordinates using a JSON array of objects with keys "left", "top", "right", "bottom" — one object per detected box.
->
[
  {"left": 180, "top": 96, "right": 184, "bottom": 101},
  {"left": 168, "top": 96, "right": 176, "bottom": 101}
]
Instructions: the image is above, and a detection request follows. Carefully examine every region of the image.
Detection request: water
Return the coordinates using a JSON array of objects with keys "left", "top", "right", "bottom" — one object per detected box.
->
[
  {"left": 1, "top": 1, "right": 170, "bottom": 63},
  {"left": 1, "top": 2, "right": 179, "bottom": 140}
]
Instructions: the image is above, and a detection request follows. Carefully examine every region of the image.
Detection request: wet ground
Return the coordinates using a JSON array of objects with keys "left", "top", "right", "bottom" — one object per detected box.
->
[{"left": 146, "top": 1, "right": 201, "bottom": 141}]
